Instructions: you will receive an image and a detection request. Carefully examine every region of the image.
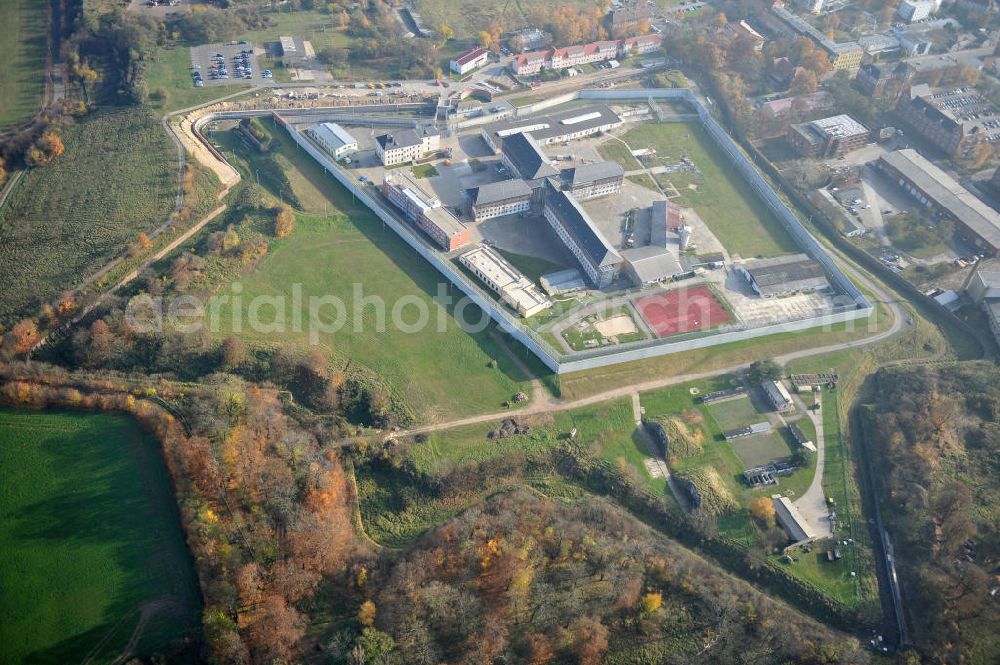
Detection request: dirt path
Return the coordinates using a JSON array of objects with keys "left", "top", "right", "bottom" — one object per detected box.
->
[{"left": 631, "top": 390, "right": 691, "bottom": 510}]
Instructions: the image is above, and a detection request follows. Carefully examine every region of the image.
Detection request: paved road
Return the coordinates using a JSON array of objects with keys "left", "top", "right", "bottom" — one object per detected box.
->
[{"left": 792, "top": 392, "right": 833, "bottom": 538}]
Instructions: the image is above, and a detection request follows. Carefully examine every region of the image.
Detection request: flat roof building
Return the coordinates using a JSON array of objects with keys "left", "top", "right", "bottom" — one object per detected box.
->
[
  {"left": 375, "top": 127, "right": 440, "bottom": 166},
  {"left": 787, "top": 114, "right": 869, "bottom": 158},
  {"left": 737, "top": 254, "right": 829, "bottom": 298},
  {"left": 460, "top": 245, "right": 553, "bottom": 317},
  {"left": 382, "top": 171, "right": 469, "bottom": 251},
  {"left": 963, "top": 257, "right": 1000, "bottom": 303},
  {"left": 279, "top": 36, "right": 297, "bottom": 55},
  {"left": 878, "top": 149, "right": 1000, "bottom": 254},
  {"left": 481, "top": 105, "right": 622, "bottom": 153},
  {"left": 468, "top": 179, "right": 532, "bottom": 221},
  {"left": 542, "top": 180, "right": 622, "bottom": 288},
  {"left": 450, "top": 46, "right": 489, "bottom": 75},
  {"left": 307, "top": 122, "right": 358, "bottom": 160}
]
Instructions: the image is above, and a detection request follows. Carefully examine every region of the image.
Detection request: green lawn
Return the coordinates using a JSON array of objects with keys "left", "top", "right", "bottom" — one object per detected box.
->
[
  {"left": 0, "top": 0, "right": 47, "bottom": 130},
  {"left": 706, "top": 396, "right": 762, "bottom": 431},
  {"left": 0, "top": 409, "right": 199, "bottom": 664},
  {"left": 0, "top": 107, "right": 176, "bottom": 326},
  {"left": 729, "top": 431, "right": 791, "bottom": 468},
  {"left": 146, "top": 46, "right": 253, "bottom": 114},
  {"left": 607, "top": 123, "right": 799, "bottom": 258}
]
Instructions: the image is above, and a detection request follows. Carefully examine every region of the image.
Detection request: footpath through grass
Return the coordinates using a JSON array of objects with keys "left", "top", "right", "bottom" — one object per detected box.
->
[
  {"left": 0, "top": 409, "right": 199, "bottom": 664},
  {"left": 0, "top": 107, "right": 176, "bottom": 326},
  {"left": 0, "top": 0, "right": 47, "bottom": 130}
]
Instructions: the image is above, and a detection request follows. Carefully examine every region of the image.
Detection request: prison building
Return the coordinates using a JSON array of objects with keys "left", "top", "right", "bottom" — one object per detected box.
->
[
  {"left": 306, "top": 122, "right": 358, "bottom": 160},
  {"left": 737, "top": 254, "right": 829, "bottom": 298},
  {"left": 787, "top": 114, "right": 870, "bottom": 158},
  {"left": 723, "top": 421, "right": 772, "bottom": 440},
  {"left": 542, "top": 180, "right": 622, "bottom": 288},
  {"left": 481, "top": 105, "right": 623, "bottom": 153},
  {"left": 500, "top": 132, "right": 559, "bottom": 187},
  {"left": 381, "top": 171, "right": 469, "bottom": 251},
  {"left": 374, "top": 127, "right": 440, "bottom": 166},
  {"left": 621, "top": 245, "right": 685, "bottom": 287},
  {"left": 560, "top": 161, "right": 624, "bottom": 200},
  {"left": 468, "top": 179, "right": 532, "bottom": 221},
  {"left": 540, "top": 268, "right": 587, "bottom": 295},
  {"left": 459, "top": 245, "right": 553, "bottom": 317},
  {"left": 773, "top": 496, "right": 818, "bottom": 543},
  {"left": 763, "top": 379, "right": 794, "bottom": 413},
  {"left": 878, "top": 149, "right": 1000, "bottom": 254},
  {"left": 450, "top": 46, "right": 489, "bottom": 75}
]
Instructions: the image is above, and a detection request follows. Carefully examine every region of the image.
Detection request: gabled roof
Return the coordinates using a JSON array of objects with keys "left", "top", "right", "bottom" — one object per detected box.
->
[
  {"left": 502, "top": 132, "right": 559, "bottom": 180},
  {"left": 562, "top": 161, "right": 624, "bottom": 187},
  {"left": 470, "top": 179, "right": 532, "bottom": 205},
  {"left": 453, "top": 46, "right": 488, "bottom": 66},
  {"left": 543, "top": 180, "right": 622, "bottom": 269},
  {"left": 376, "top": 127, "right": 437, "bottom": 151}
]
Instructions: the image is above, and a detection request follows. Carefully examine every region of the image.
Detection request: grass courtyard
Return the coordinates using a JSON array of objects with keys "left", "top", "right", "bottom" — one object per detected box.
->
[
  {"left": 603, "top": 123, "right": 800, "bottom": 259},
  {"left": 0, "top": 409, "right": 199, "bottom": 664},
  {"left": 0, "top": 0, "right": 47, "bottom": 130}
]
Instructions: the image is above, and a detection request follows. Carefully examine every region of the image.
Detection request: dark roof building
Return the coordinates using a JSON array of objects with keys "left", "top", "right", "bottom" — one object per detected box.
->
[
  {"left": 895, "top": 84, "right": 1000, "bottom": 158},
  {"left": 855, "top": 62, "right": 912, "bottom": 100},
  {"left": 878, "top": 149, "right": 1000, "bottom": 254},
  {"left": 560, "top": 161, "right": 624, "bottom": 200},
  {"left": 737, "top": 254, "right": 829, "bottom": 297},
  {"left": 608, "top": 2, "right": 649, "bottom": 29},
  {"left": 468, "top": 179, "right": 533, "bottom": 221},
  {"left": 542, "top": 180, "right": 622, "bottom": 288},
  {"left": 501, "top": 132, "right": 559, "bottom": 182}
]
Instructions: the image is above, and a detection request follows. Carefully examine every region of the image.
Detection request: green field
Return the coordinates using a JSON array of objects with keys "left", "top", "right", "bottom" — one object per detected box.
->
[
  {"left": 729, "top": 431, "right": 791, "bottom": 468},
  {"left": 706, "top": 396, "right": 762, "bottom": 431},
  {"left": 0, "top": 0, "right": 47, "bottom": 130},
  {"left": 0, "top": 409, "right": 199, "bottom": 664},
  {"left": 0, "top": 107, "right": 177, "bottom": 326},
  {"left": 603, "top": 123, "right": 799, "bottom": 258}
]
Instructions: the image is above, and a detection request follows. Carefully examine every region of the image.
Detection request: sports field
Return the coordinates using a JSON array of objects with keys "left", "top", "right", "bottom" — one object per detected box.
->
[
  {"left": 0, "top": 0, "right": 47, "bottom": 130},
  {"left": 706, "top": 395, "right": 760, "bottom": 431},
  {"left": 729, "top": 432, "right": 791, "bottom": 468},
  {"left": 635, "top": 285, "right": 732, "bottom": 337},
  {"left": 0, "top": 409, "right": 199, "bottom": 664},
  {"left": 609, "top": 123, "right": 799, "bottom": 258}
]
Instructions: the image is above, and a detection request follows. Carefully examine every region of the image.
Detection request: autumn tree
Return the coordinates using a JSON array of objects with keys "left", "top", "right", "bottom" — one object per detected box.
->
[
  {"left": 788, "top": 69, "right": 819, "bottom": 97},
  {"left": 245, "top": 595, "right": 305, "bottom": 661},
  {"left": 219, "top": 336, "right": 247, "bottom": 369},
  {"left": 358, "top": 599, "right": 377, "bottom": 626},
  {"left": 274, "top": 205, "right": 296, "bottom": 238},
  {"left": 571, "top": 615, "right": 609, "bottom": 665},
  {"left": 6, "top": 319, "right": 39, "bottom": 356},
  {"left": 749, "top": 496, "right": 777, "bottom": 527}
]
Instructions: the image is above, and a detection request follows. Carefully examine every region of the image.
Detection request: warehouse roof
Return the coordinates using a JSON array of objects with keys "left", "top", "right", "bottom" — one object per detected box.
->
[
  {"left": 742, "top": 254, "right": 827, "bottom": 289},
  {"left": 502, "top": 132, "right": 559, "bottom": 180},
  {"left": 309, "top": 122, "right": 357, "bottom": 151},
  {"left": 470, "top": 179, "right": 533, "bottom": 206},
  {"left": 773, "top": 496, "right": 817, "bottom": 542},
  {"left": 484, "top": 104, "right": 622, "bottom": 147},
  {"left": 880, "top": 149, "right": 1000, "bottom": 251},
  {"left": 544, "top": 180, "right": 622, "bottom": 269},
  {"left": 621, "top": 245, "right": 684, "bottom": 284}
]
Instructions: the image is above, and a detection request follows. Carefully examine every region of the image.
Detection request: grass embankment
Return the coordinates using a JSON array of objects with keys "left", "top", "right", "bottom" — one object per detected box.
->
[
  {"left": 0, "top": 0, "right": 47, "bottom": 130},
  {"left": 208, "top": 122, "right": 533, "bottom": 420},
  {"left": 0, "top": 409, "right": 199, "bottom": 664},
  {"left": 0, "top": 107, "right": 176, "bottom": 326},
  {"left": 603, "top": 123, "right": 800, "bottom": 258}
]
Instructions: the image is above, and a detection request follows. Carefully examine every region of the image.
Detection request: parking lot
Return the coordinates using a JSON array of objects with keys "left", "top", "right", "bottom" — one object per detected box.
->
[{"left": 190, "top": 42, "right": 266, "bottom": 88}]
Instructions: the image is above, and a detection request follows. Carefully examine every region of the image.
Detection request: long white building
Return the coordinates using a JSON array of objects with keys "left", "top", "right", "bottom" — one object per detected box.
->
[
  {"left": 307, "top": 122, "right": 358, "bottom": 160},
  {"left": 460, "top": 244, "right": 553, "bottom": 317}
]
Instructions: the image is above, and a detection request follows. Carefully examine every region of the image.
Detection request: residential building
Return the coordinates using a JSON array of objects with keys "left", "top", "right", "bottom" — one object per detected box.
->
[
  {"left": 512, "top": 50, "right": 548, "bottom": 75},
  {"left": 787, "top": 114, "right": 870, "bottom": 158},
  {"left": 381, "top": 171, "right": 469, "bottom": 251},
  {"left": 374, "top": 127, "right": 440, "bottom": 166},
  {"left": 763, "top": 379, "right": 794, "bottom": 413},
  {"left": 542, "top": 180, "right": 623, "bottom": 288},
  {"left": 450, "top": 46, "right": 489, "bottom": 75},
  {"left": 306, "top": 122, "right": 358, "bottom": 160},
  {"left": 898, "top": 0, "right": 940, "bottom": 23},
  {"left": 895, "top": 85, "right": 1000, "bottom": 157},
  {"left": 468, "top": 179, "right": 532, "bottom": 221},
  {"left": 620, "top": 34, "right": 662, "bottom": 57},
  {"left": 509, "top": 35, "right": 661, "bottom": 75},
  {"left": 481, "top": 105, "right": 622, "bottom": 153},
  {"left": 855, "top": 62, "right": 912, "bottom": 100},
  {"left": 878, "top": 149, "right": 1000, "bottom": 254},
  {"left": 608, "top": 2, "right": 649, "bottom": 30},
  {"left": 560, "top": 161, "right": 624, "bottom": 200},
  {"left": 737, "top": 254, "right": 829, "bottom": 297},
  {"left": 459, "top": 245, "right": 553, "bottom": 317},
  {"left": 771, "top": 6, "right": 863, "bottom": 72}
]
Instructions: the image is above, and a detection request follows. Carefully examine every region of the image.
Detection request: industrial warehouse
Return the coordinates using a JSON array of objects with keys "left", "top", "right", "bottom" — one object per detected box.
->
[{"left": 276, "top": 87, "right": 868, "bottom": 370}]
